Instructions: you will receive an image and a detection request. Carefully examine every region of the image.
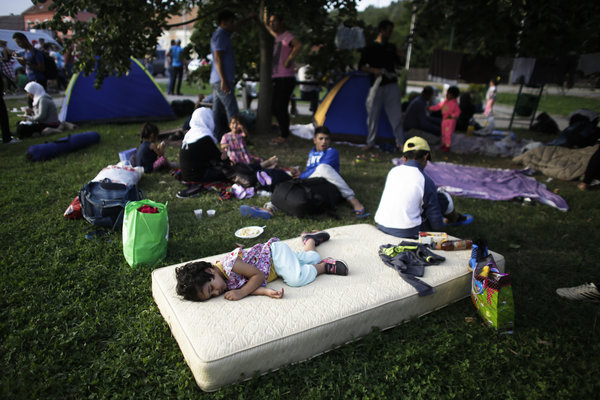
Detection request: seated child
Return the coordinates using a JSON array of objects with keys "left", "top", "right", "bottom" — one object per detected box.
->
[
  {"left": 135, "top": 122, "right": 177, "bottom": 173},
  {"left": 175, "top": 231, "right": 348, "bottom": 301},
  {"left": 374, "top": 136, "right": 472, "bottom": 239},
  {"left": 294, "top": 126, "right": 369, "bottom": 218},
  {"left": 220, "top": 115, "right": 279, "bottom": 170}
]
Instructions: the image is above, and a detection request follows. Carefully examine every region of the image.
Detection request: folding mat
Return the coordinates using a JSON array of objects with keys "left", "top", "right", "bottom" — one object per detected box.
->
[{"left": 152, "top": 224, "right": 505, "bottom": 391}]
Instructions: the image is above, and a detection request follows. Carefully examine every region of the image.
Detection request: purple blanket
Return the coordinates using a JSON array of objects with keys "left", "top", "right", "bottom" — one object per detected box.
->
[{"left": 424, "top": 161, "right": 568, "bottom": 211}]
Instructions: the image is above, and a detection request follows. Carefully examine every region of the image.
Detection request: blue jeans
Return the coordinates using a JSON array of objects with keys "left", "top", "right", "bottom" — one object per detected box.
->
[{"left": 212, "top": 81, "right": 239, "bottom": 140}]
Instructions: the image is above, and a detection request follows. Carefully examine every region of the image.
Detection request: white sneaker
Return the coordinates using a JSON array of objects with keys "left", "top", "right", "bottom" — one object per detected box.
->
[
  {"left": 5, "top": 137, "right": 21, "bottom": 144},
  {"left": 556, "top": 283, "right": 600, "bottom": 303}
]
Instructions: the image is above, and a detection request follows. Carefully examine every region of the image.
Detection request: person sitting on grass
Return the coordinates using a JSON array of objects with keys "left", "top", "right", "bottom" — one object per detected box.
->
[
  {"left": 374, "top": 136, "right": 472, "bottom": 239},
  {"left": 135, "top": 122, "right": 177, "bottom": 173},
  {"left": 16, "top": 82, "right": 59, "bottom": 138},
  {"left": 220, "top": 115, "right": 279, "bottom": 170},
  {"left": 175, "top": 231, "right": 348, "bottom": 301},
  {"left": 239, "top": 126, "right": 370, "bottom": 220},
  {"left": 296, "top": 125, "right": 369, "bottom": 218}
]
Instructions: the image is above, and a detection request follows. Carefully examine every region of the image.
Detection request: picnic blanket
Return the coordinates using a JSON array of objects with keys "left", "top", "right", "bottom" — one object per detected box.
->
[
  {"left": 512, "top": 144, "right": 599, "bottom": 181},
  {"left": 449, "top": 132, "right": 543, "bottom": 158},
  {"left": 422, "top": 161, "right": 569, "bottom": 211}
]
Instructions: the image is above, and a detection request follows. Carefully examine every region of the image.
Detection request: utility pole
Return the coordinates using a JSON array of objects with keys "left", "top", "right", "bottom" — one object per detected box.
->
[{"left": 405, "top": 3, "right": 417, "bottom": 71}]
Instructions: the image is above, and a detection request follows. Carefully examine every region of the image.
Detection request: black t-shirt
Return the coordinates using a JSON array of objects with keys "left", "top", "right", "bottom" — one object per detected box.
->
[{"left": 359, "top": 41, "right": 401, "bottom": 85}]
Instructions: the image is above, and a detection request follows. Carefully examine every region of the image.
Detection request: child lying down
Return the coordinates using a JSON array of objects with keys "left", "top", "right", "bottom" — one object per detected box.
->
[{"left": 175, "top": 231, "right": 348, "bottom": 301}]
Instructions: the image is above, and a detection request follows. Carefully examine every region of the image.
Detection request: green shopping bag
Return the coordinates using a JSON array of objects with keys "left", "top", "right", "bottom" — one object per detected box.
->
[
  {"left": 123, "top": 199, "right": 168, "bottom": 268},
  {"left": 471, "top": 255, "right": 514, "bottom": 332}
]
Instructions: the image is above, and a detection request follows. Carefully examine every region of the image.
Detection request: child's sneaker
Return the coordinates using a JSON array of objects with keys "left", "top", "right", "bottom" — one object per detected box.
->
[
  {"left": 301, "top": 231, "right": 330, "bottom": 246},
  {"left": 321, "top": 257, "right": 349, "bottom": 276}
]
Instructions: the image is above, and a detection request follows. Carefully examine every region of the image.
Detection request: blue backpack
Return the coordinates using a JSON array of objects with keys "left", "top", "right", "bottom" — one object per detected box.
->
[{"left": 79, "top": 179, "right": 142, "bottom": 230}]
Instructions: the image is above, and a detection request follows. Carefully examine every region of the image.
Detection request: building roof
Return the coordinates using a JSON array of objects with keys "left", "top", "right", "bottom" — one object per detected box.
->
[{"left": 0, "top": 15, "right": 24, "bottom": 31}]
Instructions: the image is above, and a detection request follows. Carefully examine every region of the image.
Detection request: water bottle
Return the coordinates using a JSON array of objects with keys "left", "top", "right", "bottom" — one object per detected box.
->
[{"left": 436, "top": 239, "right": 473, "bottom": 251}]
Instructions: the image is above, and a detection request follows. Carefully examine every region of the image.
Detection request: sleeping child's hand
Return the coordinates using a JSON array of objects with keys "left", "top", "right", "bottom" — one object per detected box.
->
[{"left": 224, "top": 289, "right": 245, "bottom": 301}]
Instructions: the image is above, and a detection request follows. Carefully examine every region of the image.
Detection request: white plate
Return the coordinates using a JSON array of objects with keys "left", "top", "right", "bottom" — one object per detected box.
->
[{"left": 234, "top": 226, "right": 264, "bottom": 239}]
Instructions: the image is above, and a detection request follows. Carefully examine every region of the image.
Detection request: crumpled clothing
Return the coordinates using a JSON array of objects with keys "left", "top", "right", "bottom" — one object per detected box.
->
[
  {"left": 138, "top": 205, "right": 159, "bottom": 214},
  {"left": 379, "top": 241, "right": 446, "bottom": 296},
  {"left": 232, "top": 184, "right": 255, "bottom": 199}
]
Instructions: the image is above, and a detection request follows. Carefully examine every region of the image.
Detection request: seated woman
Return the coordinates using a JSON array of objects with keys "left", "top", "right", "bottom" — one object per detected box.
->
[
  {"left": 16, "top": 82, "right": 59, "bottom": 138},
  {"left": 178, "top": 107, "right": 228, "bottom": 190}
]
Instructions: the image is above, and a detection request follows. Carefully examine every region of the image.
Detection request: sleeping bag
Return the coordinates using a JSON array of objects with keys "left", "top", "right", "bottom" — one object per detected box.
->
[{"left": 26, "top": 131, "right": 100, "bottom": 161}]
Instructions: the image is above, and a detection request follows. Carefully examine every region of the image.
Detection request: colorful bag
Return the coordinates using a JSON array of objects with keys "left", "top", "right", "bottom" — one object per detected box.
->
[
  {"left": 122, "top": 199, "right": 169, "bottom": 268},
  {"left": 471, "top": 254, "right": 515, "bottom": 331}
]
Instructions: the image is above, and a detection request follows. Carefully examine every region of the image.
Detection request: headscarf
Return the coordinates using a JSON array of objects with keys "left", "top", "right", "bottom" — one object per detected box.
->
[
  {"left": 24, "top": 81, "right": 47, "bottom": 106},
  {"left": 181, "top": 107, "right": 216, "bottom": 149}
]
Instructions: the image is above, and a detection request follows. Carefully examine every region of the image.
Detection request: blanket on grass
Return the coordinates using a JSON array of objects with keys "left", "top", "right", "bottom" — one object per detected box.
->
[
  {"left": 512, "top": 144, "right": 599, "bottom": 181},
  {"left": 423, "top": 161, "right": 569, "bottom": 211},
  {"left": 449, "top": 132, "right": 543, "bottom": 158}
]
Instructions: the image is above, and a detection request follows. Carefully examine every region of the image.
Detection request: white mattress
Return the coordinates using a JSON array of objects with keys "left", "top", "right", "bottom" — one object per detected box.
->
[{"left": 152, "top": 224, "right": 504, "bottom": 391}]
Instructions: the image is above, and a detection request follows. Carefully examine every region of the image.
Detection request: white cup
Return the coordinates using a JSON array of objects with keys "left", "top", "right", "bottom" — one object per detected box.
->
[
  {"left": 194, "top": 209, "right": 203, "bottom": 219},
  {"left": 20, "top": 106, "right": 27, "bottom": 112},
  {"left": 207, "top": 209, "right": 215, "bottom": 217}
]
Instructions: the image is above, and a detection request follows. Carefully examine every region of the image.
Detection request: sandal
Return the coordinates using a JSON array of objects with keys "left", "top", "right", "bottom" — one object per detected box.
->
[
  {"left": 445, "top": 213, "right": 474, "bottom": 227},
  {"left": 239, "top": 205, "right": 272, "bottom": 219},
  {"left": 353, "top": 208, "right": 370, "bottom": 219},
  {"left": 301, "top": 231, "right": 330, "bottom": 246},
  {"left": 321, "top": 257, "right": 349, "bottom": 276}
]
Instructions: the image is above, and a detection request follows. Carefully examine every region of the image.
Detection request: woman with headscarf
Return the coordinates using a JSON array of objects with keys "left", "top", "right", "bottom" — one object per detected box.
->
[
  {"left": 178, "top": 107, "right": 228, "bottom": 185},
  {"left": 17, "top": 81, "right": 59, "bottom": 138}
]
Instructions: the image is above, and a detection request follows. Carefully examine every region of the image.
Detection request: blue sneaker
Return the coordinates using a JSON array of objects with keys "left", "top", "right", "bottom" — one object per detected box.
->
[{"left": 239, "top": 205, "right": 272, "bottom": 219}]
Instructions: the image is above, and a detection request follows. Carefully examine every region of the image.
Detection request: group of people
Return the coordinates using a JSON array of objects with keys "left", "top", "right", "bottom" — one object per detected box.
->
[
  {"left": 169, "top": 128, "right": 472, "bottom": 303},
  {"left": 1, "top": 32, "right": 70, "bottom": 143}
]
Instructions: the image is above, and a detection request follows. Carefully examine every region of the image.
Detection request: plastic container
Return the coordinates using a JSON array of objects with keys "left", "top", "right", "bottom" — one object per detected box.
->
[
  {"left": 419, "top": 231, "right": 448, "bottom": 246},
  {"left": 207, "top": 209, "right": 215, "bottom": 217},
  {"left": 194, "top": 209, "right": 203, "bottom": 219},
  {"left": 436, "top": 239, "right": 473, "bottom": 251}
]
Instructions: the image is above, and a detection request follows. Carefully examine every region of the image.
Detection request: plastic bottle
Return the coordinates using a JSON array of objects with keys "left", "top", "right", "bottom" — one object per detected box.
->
[{"left": 436, "top": 239, "right": 473, "bottom": 251}]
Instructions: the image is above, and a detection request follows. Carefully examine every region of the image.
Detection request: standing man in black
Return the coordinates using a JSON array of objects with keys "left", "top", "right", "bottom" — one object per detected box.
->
[{"left": 358, "top": 20, "right": 405, "bottom": 151}]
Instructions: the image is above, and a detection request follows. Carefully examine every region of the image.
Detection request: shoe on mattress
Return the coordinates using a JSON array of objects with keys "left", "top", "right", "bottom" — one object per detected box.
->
[
  {"left": 301, "top": 231, "right": 330, "bottom": 246},
  {"left": 321, "top": 257, "right": 349, "bottom": 276}
]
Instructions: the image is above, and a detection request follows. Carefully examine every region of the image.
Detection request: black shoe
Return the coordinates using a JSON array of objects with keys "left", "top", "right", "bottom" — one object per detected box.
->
[
  {"left": 301, "top": 231, "right": 330, "bottom": 246},
  {"left": 176, "top": 185, "right": 203, "bottom": 198}
]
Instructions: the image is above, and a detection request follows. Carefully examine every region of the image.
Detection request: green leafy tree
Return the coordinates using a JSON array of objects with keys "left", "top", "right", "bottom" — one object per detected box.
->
[{"left": 39, "top": 0, "right": 359, "bottom": 133}]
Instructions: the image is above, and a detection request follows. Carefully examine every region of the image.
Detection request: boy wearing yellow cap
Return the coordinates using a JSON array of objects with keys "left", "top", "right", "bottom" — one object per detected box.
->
[{"left": 374, "top": 136, "right": 471, "bottom": 238}]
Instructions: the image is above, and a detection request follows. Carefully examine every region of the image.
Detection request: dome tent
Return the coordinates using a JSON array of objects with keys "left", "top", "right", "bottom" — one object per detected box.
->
[
  {"left": 313, "top": 71, "right": 396, "bottom": 144},
  {"left": 59, "top": 58, "right": 175, "bottom": 124}
]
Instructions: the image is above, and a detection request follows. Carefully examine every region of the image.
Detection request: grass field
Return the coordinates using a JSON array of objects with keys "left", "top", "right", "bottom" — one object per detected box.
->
[{"left": 1, "top": 93, "right": 599, "bottom": 399}]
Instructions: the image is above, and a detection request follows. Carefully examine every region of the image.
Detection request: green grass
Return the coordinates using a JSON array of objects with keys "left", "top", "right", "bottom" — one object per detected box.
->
[
  {"left": 1, "top": 95, "right": 600, "bottom": 399},
  {"left": 496, "top": 92, "right": 600, "bottom": 116}
]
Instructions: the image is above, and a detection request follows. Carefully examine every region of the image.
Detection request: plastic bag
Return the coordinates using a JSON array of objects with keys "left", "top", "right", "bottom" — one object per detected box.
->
[{"left": 122, "top": 199, "right": 169, "bottom": 268}]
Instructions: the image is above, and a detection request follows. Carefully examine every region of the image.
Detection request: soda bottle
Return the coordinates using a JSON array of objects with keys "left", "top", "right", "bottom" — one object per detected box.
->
[{"left": 436, "top": 239, "right": 473, "bottom": 251}]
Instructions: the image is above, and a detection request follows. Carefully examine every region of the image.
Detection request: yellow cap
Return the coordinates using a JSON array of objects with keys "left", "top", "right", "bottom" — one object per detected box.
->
[{"left": 403, "top": 136, "right": 430, "bottom": 153}]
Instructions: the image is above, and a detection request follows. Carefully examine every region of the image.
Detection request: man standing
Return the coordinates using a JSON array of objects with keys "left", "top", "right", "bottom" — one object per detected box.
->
[
  {"left": 12, "top": 32, "right": 46, "bottom": 89},
  {"left": 262, "top": 11, "right": 302, "bottom": 145},
  {"left": 167, "top": 39, "right": 183, "bottom": 95},
  {"left": 358, "top": 20, "right": 404, "bottom": 151},
  {"left": 210, "top": 10, "right": 255, "bottom": 139}
]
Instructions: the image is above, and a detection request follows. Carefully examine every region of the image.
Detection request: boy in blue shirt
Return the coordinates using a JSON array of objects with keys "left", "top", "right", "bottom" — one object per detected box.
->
[{"left": 297, "top": 126, "right": 369, "bottom": 218}]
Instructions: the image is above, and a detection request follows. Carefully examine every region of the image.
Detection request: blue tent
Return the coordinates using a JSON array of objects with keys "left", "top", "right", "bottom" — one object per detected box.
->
[
  {"left": 59, "top": 58, "right": 175, "bottom": 124},
  {"left": 314, "top": 72, "right": 395, "bottom": 143}
]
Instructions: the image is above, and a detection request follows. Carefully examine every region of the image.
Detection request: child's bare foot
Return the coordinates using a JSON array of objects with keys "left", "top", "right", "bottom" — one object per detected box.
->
[
  {"left": 260, "top": 156, "right": 279, "bottom": 169},
  {"left": 578, "top": 182, "right": 588, "bottom": 191}
]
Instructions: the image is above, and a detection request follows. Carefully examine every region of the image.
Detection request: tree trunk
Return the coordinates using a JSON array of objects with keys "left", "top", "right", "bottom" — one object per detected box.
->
[{"left": 256, "top": 26, "right": 273, "bottom": 135}]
